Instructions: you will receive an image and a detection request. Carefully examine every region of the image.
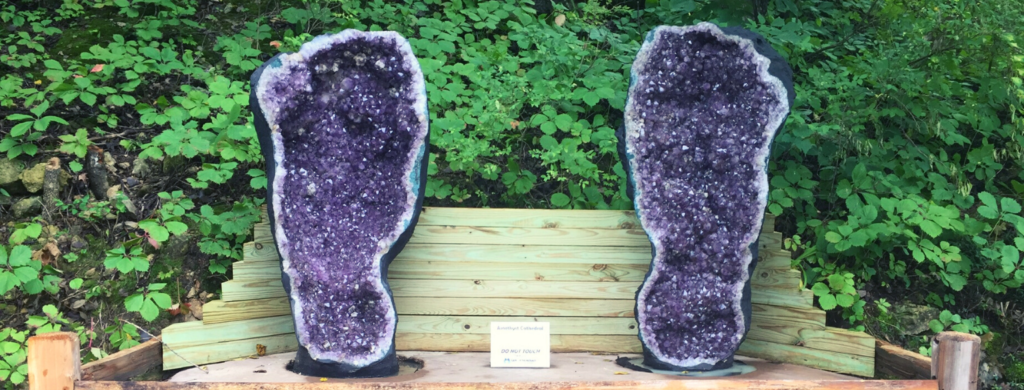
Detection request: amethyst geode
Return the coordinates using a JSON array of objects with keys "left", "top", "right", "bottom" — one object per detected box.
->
[
  {"left": 249, "top": 30, "right": 428, "bottom": 378},
  {"left": 617, "top": 23, "right": 793, "bottom": 371}
]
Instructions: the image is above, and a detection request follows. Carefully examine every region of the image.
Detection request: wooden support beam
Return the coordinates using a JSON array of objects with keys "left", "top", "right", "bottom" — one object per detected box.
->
[
  {"left": 931, "top": 332, "right": 980, "bottom": 390},
  {"left": 75, "top": 379, "right": 939, "bottom": 390},
  {"left": 81, "top": 336, "right": 162, "bottom": 381},
  {"left": 876, "top": 339, "right": 931, "bottom": 379},
  {"left": 27, "top": 332, "right": 80, "bottom": 390}
]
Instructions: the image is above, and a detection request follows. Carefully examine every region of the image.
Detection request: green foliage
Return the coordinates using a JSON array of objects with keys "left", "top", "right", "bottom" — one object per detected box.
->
[{"left": 928, "top": 309, "right": 989, "bottom": 335}]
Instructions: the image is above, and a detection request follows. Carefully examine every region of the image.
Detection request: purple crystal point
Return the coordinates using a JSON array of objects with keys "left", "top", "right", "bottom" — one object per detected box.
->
[
  {"left": 250, "top": 30, "right": 428, "bottom": 378},
  {"left": 620, "top": 22, "right": 792, "bottom": 371}
]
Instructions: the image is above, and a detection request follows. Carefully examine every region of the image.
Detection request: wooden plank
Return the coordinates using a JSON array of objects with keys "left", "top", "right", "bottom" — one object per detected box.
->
[
  {"left": 232, "top": 260, "right": 281, "bottom": 280},
  {"left": 746, "top": 318, "right": 874, "bottom": 357},
  {"left": 418, "top": 207, "right": 640, "bottom": 229},
  {"left": 755, "top": 249, "right": 797, "bottom": 273},
  {"left": 81, "top": 336, "right": 162, "bottom": 381},
  {"left": 397, "top": 244, "right": 652, "bottom": 264},
  {"left": 763, "top": 213, "right": 776, "bottom": 233},
  {"left": 243, "top": 241, "right": 280, "bottom": 262},
  {"left": 737, "top": 338, "right": 874, "bottom": 377},
  {"left": 391, "top": 261, "right": 650, "bottom": 282},
  {"left": 396, "top": 333, "right": 641, "bottom": 353},
  {"left": 240, "top": 261, "right": 651, "bottom": 282},
  {"left": 876, "top": 339, "right": 931, "bottom": 379},
  {"left": 750, "top": 268, "right": 803, "bottom": 290},
  {"left": 163, "top": 316, "right": 294, "bottom": 347},
  {"left": 750, "top": 288, "right": 815, "bottom": 308},
  {"left": 163, "top": 333, "right": 297, "bottom": 370},
  {"left": 202, "top": 297, "right": 292, "bottom": 324},
  {"left": 221, "top": 279, "right": 285, "bottom": 301},
  {"left": 750, "top": 304, "right": 825, "bottom": 327},
  {"left": 77, "top": 379, "right": 940, "bottom": 390},
  {"left": 411, "top": 226, "right": 651, "bottom": 247},
  {"left": 758, "top": 231, "right": 783, "bottom": 252},
  {"left": 222, "top": 279, "right": 641, "bottom": 301},
  {"left": 397, "top": 316, "right": 637, "bottom": 335},
  {"left": 391, "top": 280, "right": 640, "bottom": 299},
  {"left": 395, "top": 297, "right": 635, "bottom": 317},
  {"left": 27, "top": 332, "right": 80, "bottom": 390}
]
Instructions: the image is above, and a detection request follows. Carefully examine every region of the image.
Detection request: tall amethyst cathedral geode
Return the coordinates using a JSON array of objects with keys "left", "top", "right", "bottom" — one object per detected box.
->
[
  {"left": 617, "top": 23, "right": 793, "bottom": 371},
  {"left": 249, "top": 30, "right": 429, "bottom": 378}
]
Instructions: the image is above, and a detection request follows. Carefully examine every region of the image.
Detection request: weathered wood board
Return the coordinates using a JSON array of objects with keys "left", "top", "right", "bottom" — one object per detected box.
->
[{"left": 162, "top": 207, "right": 875, "bottom": 377}]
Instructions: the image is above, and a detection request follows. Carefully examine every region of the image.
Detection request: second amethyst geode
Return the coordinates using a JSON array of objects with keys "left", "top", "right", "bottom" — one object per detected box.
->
[
  {"left": 250, "top": 30, "right": 428, "bottom": 378},
  {"left": 618, "top": 23, "right": 793, "bottom": 371}
]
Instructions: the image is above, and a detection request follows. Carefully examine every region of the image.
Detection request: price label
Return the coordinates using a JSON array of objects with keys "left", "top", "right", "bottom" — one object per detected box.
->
[{"left": 490, "top": 322, "right": 550, "bottom": 368}]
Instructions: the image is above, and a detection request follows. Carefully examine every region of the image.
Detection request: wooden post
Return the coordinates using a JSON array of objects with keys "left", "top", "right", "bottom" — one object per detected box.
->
[
  {"left": 931, "top": 331, "right": 980, "bottom": 390},
  {"left": 27, "top": 332, "right": 80, "bottom": 390}
]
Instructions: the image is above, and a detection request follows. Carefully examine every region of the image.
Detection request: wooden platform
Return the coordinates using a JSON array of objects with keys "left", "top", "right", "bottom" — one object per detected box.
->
[{"left": 161, "top": 208, "right": 875, "bottom": 377}]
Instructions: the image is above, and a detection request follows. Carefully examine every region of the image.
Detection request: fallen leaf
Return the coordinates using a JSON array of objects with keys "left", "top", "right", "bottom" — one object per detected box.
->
[
  {"left": 613, "top": 371, "right": 629, "bottom": 375},
  {"left": 90, "top": 64, "right": 104, "bottom": 73},
  {"left": 554, "top": 14, "right": 566, "bottom": 26},
  {"left": 270, "top": 41, "right": 282, "bottom": 48},
  {"left": 31, "top": 242, "right": 61, "bottom": 266},
  {"left": 510, "top": 120, "right": 520, "bottom": 129},
  {"left": 34, "top": 80, "right": 41, "bottom": 85},
  {"left": 146, "top": 233, "right": 161, "bottom": 249},
  {"left": 73, "top": 74, "right": 83, "bottom": 78}
]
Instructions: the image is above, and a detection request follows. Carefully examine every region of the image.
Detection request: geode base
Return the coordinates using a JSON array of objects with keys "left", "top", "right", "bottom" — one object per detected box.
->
[
  {"left": 619, "top": 23, "right": 793, "bottom": 372},
  {"left": 290, "top": 344, "right": 399, "bottom": 378}
]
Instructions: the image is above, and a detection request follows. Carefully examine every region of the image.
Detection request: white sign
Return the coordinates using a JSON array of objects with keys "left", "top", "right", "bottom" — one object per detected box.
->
[{"left": 490, "top": 322, "right": 550, "bottom": 368}]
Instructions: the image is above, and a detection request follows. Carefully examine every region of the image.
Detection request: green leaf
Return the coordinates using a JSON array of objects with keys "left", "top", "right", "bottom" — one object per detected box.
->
[
  {"left": 80, "top": 92, "right": 97, "bottom": 106},
  {"left": 920, "top": 220, "right": 942, "bottom": 238},
  {"left": 978, "top": 192, "right": 997, "bottom": 209},
  {"left": 827, "top": 274, "right": 846, "bottom": 290},
  {"left": 939, "top": 310, "right": 953, "bottom": 324},
  {"left": 818, "top": 294, "right": 837, "bottom": 310},
  {"left": 8, "top": 245, "right": 32, "bottom": 266},
  {"left": 30, "top": 100, "right": 49, "bottom": 117},
  {"left": 824, "top": 231, "right": 843, "bottom": 243},
  {"left": 149, "top": 292, "right": 172, "bottom": 309},
  {"left": 836, "top": 294, "right": 855, "bottom": 308},
  {"left": 540, "top": 122, "right": 556, "bottom": 135},
  {"left": 124, "top": 293, "right": 145, "bottom": 312},
  {"left": 554, "top": 114, "right": 572, "bottom": 131},
  {"left": 69, "top": 278, "right": 83, "bottom": 289},
  {"left": 12, "top": 267, "right": 37, "bottom": 283},
  {"left": 1001, "top": 197, "right": 1022, "bottom": 214},
  {"left": 550, "top": 193, "right": 570, "bottom": 207},
  {"left": 0, "top": 272, "right": 19, "bottom": 294},
  {"left": 929, "top": 319, "right": 945, "bottom": 333},
  {"left": 139, "top": 300, "right": 159, "bottom": 321},
  {"left": 811, "top": 282, "right": 830, "bottom": 297},
  {"left": 10, "top": 122, "right": 32, "bottom": 137},
  {"left": 165, "top": 221, "right": 188, "bottom": 235}
]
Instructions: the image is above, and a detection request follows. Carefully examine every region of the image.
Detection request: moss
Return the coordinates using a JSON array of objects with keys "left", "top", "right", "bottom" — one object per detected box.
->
[{"left": 1008, "top": 355, "right": 1024, "bottom": 383}]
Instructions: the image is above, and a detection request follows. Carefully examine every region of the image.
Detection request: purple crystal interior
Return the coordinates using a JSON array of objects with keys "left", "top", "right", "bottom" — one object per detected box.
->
[
  {"left": 625, "top": 23, "right": 788, "bottom": 367},
  {"left": 255, "top": 31, "right": 427, "bottom": 366}
]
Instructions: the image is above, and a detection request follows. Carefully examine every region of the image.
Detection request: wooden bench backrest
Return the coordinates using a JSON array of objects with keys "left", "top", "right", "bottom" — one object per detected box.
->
[{"left": 161, "top": 207, "right": 875, "bottom": 377}]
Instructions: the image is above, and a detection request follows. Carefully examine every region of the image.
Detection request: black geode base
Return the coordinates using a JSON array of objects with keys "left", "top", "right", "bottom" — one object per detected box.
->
[
  {"left": 618, "top": 23, "right": 793, "bottom": 372},
  {"left": 250, "top": 32, "right": 429, "bottom": 378}
]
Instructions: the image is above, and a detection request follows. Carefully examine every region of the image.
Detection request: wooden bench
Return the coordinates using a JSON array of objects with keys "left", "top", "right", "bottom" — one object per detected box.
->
[{"left": 159, "top": 207, "right": 876, "bottom": 377}]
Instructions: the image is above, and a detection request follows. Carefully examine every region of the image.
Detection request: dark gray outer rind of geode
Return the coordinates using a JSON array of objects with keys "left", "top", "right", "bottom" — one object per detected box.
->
[
  {"left": 617, "top": 23, "right": 793, "bottom": 371},
  {"left": 250, "top": 30, "right": 429, "bottom": 378}
]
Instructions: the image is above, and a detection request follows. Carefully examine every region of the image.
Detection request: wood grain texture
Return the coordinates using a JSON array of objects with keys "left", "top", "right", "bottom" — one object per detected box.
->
[
  {"left": 396, "top": 333, "right": 642, "bottom": 353},
  {"left": 417, "top": 207, "right": 641, "bottom": 229},
  {"left": 394, "top": 297, "right": 636, "bottom": 317},
  {"left": 163, "top": 333, "right": 297, "bottom": 370},
  {"left": 411, "top": 226, "right": 651, "bottom": 247},
  {"left": 397, "top": 244, "right": 652, "bottom": 264},
  {"left": 750, "top": 288, "right": 815, "bottom": 308},
  {"left": 738, "top": 339, "right": 874, "bottom": 378},
  {"left": 202, "top": 297, "right": 291, "bottom": 324},
  {"left": 231, "top": 260, "right": 282, "bottom": 280},
  {"left": 746, "top": 317, "right": 874, "bottom": 357},
  {"left": 243, "top": 241, "right": 280, "bottom": 262},
  {"left": 876, "top": 339, "right": 931, "bottom": 379},
  {"left": 81, "top": 336, "right": 162, "bottom": 381},
  {"left": 390, "top": 261, "right": 650, "bottom": 282},
  {"left": 78, "top": 379, "right": 938, "bottom": 390},
  {"left": 27, "top": 332, "right": 80, "bottom": 390},
  {"left": 931, "top": 332, "right": 980, "bottom": 390},
  {"left": 163, "top": 316, "right": 294, "bottom": 347},
  {"left": 397, "top": 315, "right": 637, "bottom": 335}
]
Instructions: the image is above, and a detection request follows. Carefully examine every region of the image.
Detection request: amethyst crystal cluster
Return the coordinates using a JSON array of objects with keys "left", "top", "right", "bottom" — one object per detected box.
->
[
  {"left": 250, "top": 30, "right": 428, "bottom": 378},
  {"left": 619, "top": 23, "right": 793, "bottom": 371}
]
